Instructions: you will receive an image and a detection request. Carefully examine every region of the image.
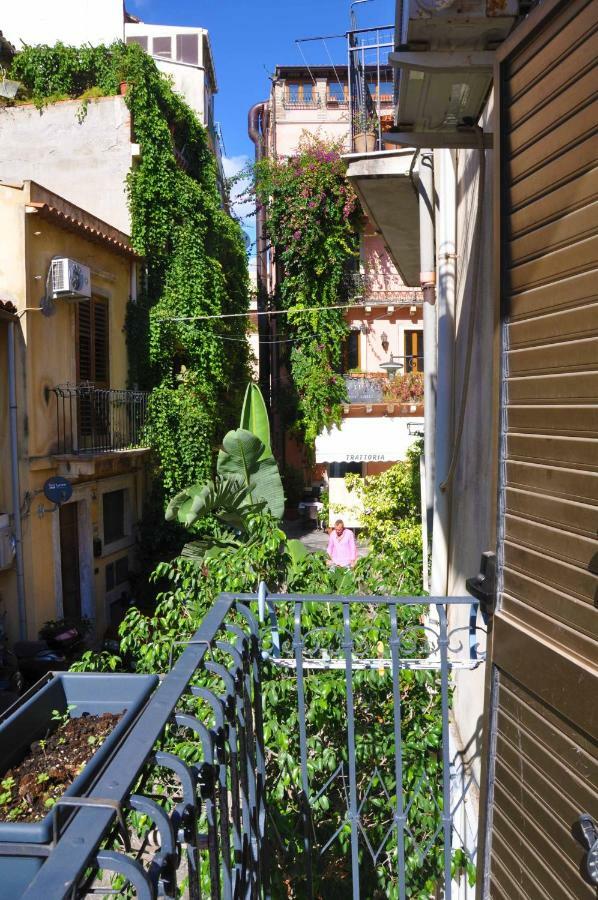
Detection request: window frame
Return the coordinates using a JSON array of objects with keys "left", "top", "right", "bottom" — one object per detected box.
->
[{"left": 98, "top": 477, "right": 134, "bottom": 557}]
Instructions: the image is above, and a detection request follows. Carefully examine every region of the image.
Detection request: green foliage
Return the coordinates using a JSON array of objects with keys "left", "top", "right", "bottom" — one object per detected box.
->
[
  {"left": 11, "top": 41, "right": 250, "bottom": 520},
  {"left": 255, "top": 135, "right": 362, "bottom": 445},
  {"left": 166, "top": 477, "right": 260, "bottom": 530},
  {"left": 239, "top": 382, "right": 272, "bottom": 458},
  {"left": 217, "top": 429, "right": 285, "bottom": 519}
]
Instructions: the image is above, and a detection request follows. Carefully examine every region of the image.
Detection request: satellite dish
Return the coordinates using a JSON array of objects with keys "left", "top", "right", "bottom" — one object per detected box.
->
[{"left": 43, "top": 476, "right": 73, "bottom": 506}]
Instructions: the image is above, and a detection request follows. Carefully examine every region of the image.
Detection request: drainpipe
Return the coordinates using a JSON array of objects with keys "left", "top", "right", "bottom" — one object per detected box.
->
[
  {"left": 248, "top": 101, "right": 271, "bottom": 406},
  {"left": 418, "top": 150, "right": 436, "bottom": 591},
  {"left": 430, "top": 150, "right": 456, "bottom": 598},
  {"left": 8, "top": 320, "right": 27, "bottom": 639}
]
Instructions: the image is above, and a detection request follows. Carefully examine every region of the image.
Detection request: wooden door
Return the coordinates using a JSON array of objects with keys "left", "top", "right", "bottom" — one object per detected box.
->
[
  {"left": 59, "top": 502, "right": 81, "bottom": 620},
  {"left": 479, "top": 1, "right": 598, "bottom": 897}
]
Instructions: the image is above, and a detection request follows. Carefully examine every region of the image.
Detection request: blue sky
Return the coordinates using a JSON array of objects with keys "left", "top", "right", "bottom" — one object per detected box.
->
[{"left": 128, "top": 0, "right": 393, "bottom": 249}]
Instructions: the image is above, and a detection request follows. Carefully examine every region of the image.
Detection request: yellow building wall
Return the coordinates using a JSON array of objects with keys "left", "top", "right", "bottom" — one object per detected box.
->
[{"left": 0, "top": 182, "right": 146, "bottom": 642}]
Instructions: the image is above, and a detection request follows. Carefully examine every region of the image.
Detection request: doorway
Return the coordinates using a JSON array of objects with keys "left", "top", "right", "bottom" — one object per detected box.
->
[{"left": 59, "top": 502, "right": 81, "bottom": 619}]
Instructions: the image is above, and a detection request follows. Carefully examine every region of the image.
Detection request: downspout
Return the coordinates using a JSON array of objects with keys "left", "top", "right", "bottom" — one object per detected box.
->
[
  {"left": 8, "top": 319, "right": 27, "bottom": 639},
  {"left": 430, "top": 150, "right": 456, "bottom": 598},
  {"left": 248, "top": 101, "right": 271, "bottom": 405},
  {"left": 418, "top": 149, "right": 436, "bottom": 591}
]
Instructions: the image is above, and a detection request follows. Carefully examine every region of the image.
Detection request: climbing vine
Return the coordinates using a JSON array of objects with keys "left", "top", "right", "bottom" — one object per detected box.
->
[
  {"left": 11, "top": 42, "right": 250, "bottom": 512},
  {"left": 255, "top": 136, "right": 362, "bottom": 445}
]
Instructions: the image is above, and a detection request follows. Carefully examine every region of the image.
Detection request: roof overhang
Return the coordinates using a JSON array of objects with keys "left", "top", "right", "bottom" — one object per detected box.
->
[{"left": 344, "top": 150, "right": 420, "bottom": 287}]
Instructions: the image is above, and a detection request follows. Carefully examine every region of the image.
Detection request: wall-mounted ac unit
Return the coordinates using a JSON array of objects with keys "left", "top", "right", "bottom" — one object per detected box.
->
[
  {"left": 50, "top": 258, "right": 91, "bottom": 300},
  {"left": 399, "top": 0, "right": 519, "bottom": 50}
]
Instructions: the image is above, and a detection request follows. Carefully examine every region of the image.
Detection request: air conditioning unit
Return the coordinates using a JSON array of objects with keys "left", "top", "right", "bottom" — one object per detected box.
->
[
  {"left": 50, "top": 258, "right": 91, "bottom": 300},
  {"left": 399, "top": 0, "right": 519, "bottom": 49}
]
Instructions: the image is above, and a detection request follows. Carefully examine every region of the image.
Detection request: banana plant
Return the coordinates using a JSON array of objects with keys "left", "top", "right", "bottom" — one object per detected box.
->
[{"left": 164, "top": 384, "right": 286, "bottom": 563}]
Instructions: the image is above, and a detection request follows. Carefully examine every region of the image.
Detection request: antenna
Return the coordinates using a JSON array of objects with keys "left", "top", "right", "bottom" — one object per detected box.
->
[{"left": 350, "top": 0, "right": 375, "bottom": 30}]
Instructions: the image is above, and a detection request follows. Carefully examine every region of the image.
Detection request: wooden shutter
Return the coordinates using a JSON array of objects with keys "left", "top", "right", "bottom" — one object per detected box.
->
[
  {"left": 480, "top": 2, "right": 598, "bottom": 897},
  {"left": 77, "top": 297, "right": 109, "bottom": 387}
]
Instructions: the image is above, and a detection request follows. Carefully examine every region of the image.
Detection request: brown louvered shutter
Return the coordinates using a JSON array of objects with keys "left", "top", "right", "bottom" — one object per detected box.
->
[
  {"left": 93, "top": 299, "right": 109, "bottom": 387},
  {"left": 77, "top": 297, "right": 109, "bottom": 387},
  {"left": 479, "top": 1, "right": 598, "bottom": 897}
]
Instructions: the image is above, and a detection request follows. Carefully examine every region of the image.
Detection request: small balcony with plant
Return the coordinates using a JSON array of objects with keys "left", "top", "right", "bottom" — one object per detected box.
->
[{"left": 348, "top": 26, "right": 396, "bottom": 153}]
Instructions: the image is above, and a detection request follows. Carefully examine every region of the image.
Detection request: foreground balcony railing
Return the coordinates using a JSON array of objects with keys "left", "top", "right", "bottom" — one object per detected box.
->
[
  {"left": 9, "top": 590, "right": 484, "bottom": 899},
  {"left": 53, "top": 383, "right": 149, "bottom": 455}
]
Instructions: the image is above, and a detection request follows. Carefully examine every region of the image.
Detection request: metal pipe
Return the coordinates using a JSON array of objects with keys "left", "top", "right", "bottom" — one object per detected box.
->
[
  {"left": 8, "top": 319, "right": 27, "bottom": 639},
  {"left": 248, "top": 101, "right": 271, "bottom": 405},
  {"left": 418, "top": 150, "right": 437, "bottom": 555},
  {"left": 430, "top": 150, "right": 456, "bottom": 598}
]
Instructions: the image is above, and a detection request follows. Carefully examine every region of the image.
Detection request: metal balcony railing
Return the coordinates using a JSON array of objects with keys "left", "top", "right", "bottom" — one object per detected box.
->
[
  {"left": 344, "top": 374, "right": 385, "bottom": 403},
  {"left": 53, "top": 383, "right": 149, "bottom": 455},
  {"left": 347, "top": 272, "right": 424, "bottom": 305},
  {"left": 348, "top": 26, "right": 396, "bottom": 152},
  {"left": 10, "top": 589, "right": 484, "bottom": 899}
]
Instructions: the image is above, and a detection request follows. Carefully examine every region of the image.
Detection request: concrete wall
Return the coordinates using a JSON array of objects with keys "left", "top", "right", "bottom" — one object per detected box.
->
[
  {"left": 0, "top": 97, "right": 132, "bottom": 234},
  {"left": 0, "top": 182, "right": 144, "bottom": 641},
  {"left": 442, "top": 99, "right": 497, "bottom": 791},
  {"left": 1, "top": 0, "right": 124, "bottom": 49}
]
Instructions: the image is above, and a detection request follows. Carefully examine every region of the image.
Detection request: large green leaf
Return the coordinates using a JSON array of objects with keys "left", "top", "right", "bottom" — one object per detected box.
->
[
  {"left": 240, "top": 383, "right": 272, "bottom": 460},
  {"left": 165, "top": 477, "right": 259, "bottom": 530},
  {"left": 217, "top": 429, "right": 285, "bottom": 520}
]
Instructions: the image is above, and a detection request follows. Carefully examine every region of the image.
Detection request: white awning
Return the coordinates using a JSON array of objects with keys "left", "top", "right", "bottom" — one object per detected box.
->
[{"left": 315, "top": 417, "right": 423, "bottom": 464}]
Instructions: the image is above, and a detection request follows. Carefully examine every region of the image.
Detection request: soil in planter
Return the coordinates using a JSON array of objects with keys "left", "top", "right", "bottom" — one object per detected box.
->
[{"left": 0, "top": 711, "right": 122, "bottom": 823}]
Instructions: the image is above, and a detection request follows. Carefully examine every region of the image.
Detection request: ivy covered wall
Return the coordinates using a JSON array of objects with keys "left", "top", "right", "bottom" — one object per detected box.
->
[{"left": 11, "top": 43, "right": 250, "bottom": 528}]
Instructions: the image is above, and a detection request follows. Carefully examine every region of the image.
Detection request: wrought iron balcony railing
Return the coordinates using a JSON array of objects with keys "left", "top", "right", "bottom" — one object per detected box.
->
[
  {"left": 344, "top": 374, "right": 385, "bottom": 403},
  {"left": 346, "top": 272, "right": 423, "bottom": 305},
  {"left": 10, "top": 589, "right": 484, "bottom": 900},
  {"left": 53, "top": 383, "right": 149, "bottom": 455}
]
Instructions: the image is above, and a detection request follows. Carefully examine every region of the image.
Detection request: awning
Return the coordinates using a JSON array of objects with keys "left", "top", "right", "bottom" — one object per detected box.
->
[{"left": 315, "top": 416, "right": 423, "bottom": 464}]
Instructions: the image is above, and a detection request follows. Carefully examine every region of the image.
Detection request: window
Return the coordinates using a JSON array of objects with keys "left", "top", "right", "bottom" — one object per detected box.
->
[
  {"left": 404, "top": 330, "right": 424, "bottom": 372},
  {"left": 285, "top": 82, "right": 317, "bottom": 106},
  {"left": 327, "top": 82, "right": 347, "bottom": 104},
  {"left": 152, "top": 36, "right": 172, "bottom": 58},
  {"left": 176, "top": 33, "right": 198, "bottom": 65},
  {"left": 77, "top": 297, "right": 109, "bottom": 386},
  {"left": 343, "top": 331, "right": 360, "bottom": 372},
  {"left": 126, "top": 35, "right": 148, "bottom": 50},
  {"left": 103, "top": 489, "right": 126, "bottom": 546}
]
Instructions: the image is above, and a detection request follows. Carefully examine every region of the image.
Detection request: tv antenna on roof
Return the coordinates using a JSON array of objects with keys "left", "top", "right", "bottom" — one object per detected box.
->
[{"left": 350, "top": 0, "right": 375, "bottom": 30}]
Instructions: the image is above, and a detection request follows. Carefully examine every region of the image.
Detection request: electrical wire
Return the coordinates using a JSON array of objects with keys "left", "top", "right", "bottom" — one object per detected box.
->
[
  {"left": 162, "top": 298, "right": 422, "bottom": 323},
  {"left": 440, "top": 127, "right": 486, "bottom": 494}
]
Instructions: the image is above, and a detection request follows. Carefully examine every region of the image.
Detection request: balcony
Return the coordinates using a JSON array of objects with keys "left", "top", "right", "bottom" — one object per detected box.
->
[
  {"left": 53, "top": 383, "right": 149, "bottom": 457},
  {"left": 11, "top": 589, "right": 483, "bottom": 899},
  {"left": 347, "top": 272, "right": 423, "bottom": 306},
  {"left": 348, "top": 26, "right": 396, "bottom": 152},
  {"left": 344, "top": 369, "right": 424, "bottom": 408}
]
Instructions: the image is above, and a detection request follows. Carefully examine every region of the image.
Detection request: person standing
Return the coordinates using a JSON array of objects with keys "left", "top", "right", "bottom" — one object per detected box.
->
[{"left": 327, "top": 519, "right": 357, "bottom": 568}]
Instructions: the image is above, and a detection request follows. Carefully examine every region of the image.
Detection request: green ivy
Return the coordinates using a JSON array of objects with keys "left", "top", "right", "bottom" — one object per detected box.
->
[
  {"left": 255, "top": 135, "right": 362, "bottom": 445},
  {"left": 11, "top": 42, "right": 250, "bottom": 518}
]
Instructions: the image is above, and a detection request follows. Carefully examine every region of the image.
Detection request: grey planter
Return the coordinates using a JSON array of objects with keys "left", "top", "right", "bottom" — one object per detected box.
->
[{"left": 0, "top": 672, "right": 158, "bottom": 895}]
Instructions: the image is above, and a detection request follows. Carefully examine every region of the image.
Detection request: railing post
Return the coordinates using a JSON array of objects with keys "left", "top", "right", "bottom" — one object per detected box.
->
[
  {"left": 293, "top": 600, "right": 314, "bottom": 899},
  {"left": 342, "top": 601, "right": 360, "bottom": 900},
  {"left": 438, "top": 602, "right": 453, "bottom": 900}
]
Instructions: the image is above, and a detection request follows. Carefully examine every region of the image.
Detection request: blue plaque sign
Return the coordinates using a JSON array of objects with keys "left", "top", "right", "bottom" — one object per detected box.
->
[{"left": 43, "top": 476, "right": 73, "bottom": 506}]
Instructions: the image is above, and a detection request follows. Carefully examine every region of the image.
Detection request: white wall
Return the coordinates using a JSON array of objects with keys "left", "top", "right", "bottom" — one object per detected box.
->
[
  {"left": 2, "top": 0, "right": 124, "bottom": 48},
  {"left": 0, "top": 97, "right": 132, "bottom": 234}
]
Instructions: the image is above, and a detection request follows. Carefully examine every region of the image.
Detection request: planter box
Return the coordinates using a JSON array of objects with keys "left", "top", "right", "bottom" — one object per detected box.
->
[{"left": 0, "top": 672, "right": 157, "bottom": 895}]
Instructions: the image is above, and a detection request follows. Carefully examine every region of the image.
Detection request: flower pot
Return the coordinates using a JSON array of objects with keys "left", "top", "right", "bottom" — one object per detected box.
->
[
  {"left": 0, "top": 672, "right": 157, "bottom": 895},
  {"left": 353, "top": 132, "right": 377, "bottom": 153},
  {"left": 0, "top": 79, "right": 20, "bottom": 100}
]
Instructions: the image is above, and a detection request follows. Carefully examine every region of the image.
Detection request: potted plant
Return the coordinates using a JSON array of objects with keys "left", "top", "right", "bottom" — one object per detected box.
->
[
  {"left": 0, "top": 671, "right": 157, "bottom": 895},
  {"left": 352, "top": 109, "right": 377, "bottom": 153}
]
